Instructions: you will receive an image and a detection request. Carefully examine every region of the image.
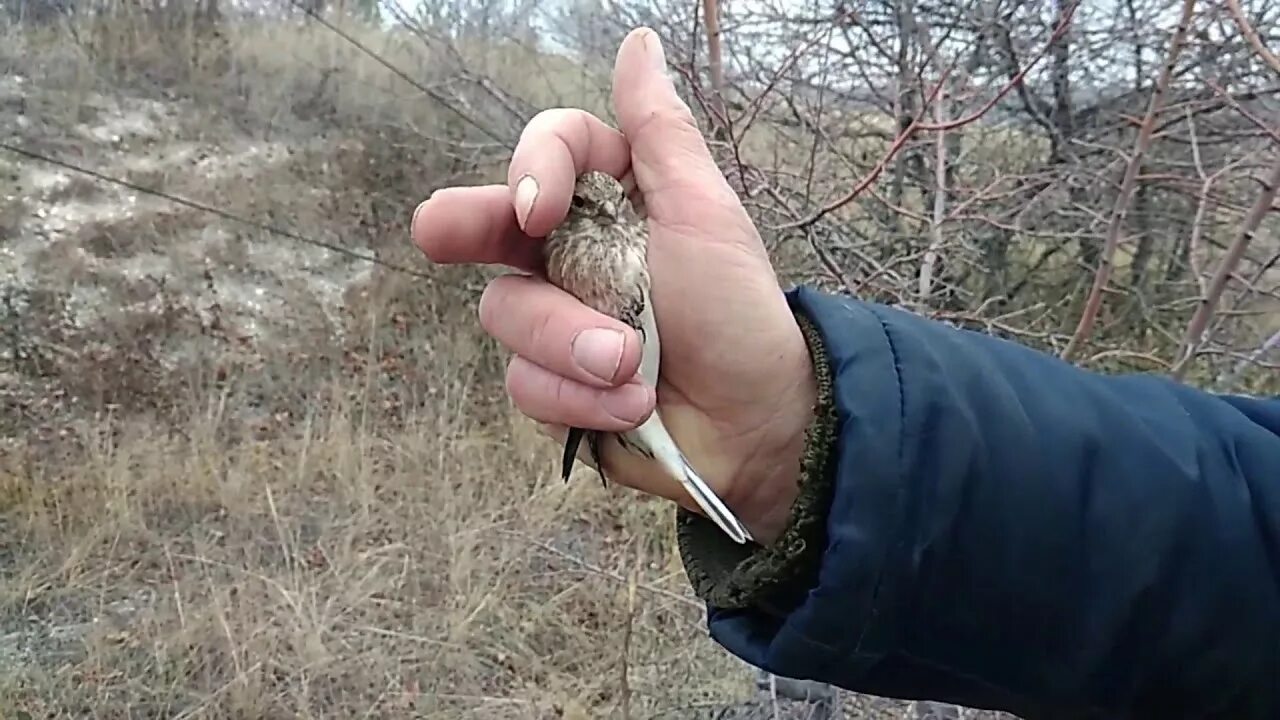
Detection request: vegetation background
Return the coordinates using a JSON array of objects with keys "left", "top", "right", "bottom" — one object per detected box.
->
[{"left": 0, "top": 0, "right": 1275, "bottom": 716}]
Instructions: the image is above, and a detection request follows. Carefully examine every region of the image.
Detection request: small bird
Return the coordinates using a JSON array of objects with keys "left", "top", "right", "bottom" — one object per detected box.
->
[{"left": 541, "top": 170, "right": 754, "bottom": 545}]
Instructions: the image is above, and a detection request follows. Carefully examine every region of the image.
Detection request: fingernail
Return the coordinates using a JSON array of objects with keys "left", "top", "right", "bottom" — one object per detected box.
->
[
  {"left": 514, "top": 174, "right": 538, "bottom": 231},
  {"left": 571, "top": 328, "right": 625, "bottom": 382},
  {"left": 601, "top": 383, "right": 651, "bottom": 424},
  {"left": 411, "top": 199, "right": 427, "bottom": 236}
]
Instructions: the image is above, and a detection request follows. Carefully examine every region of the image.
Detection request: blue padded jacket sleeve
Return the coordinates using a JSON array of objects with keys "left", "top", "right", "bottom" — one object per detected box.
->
[{"left": 704, "top": 286, "right": 1280, "bottom": 720}]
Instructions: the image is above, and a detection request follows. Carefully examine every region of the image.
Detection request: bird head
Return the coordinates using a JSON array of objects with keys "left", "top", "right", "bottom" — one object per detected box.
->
[
  {"left": 567, "top": 171, "right": 628, "bottom": 225},
  {"left": 541, "top": 169, "right": 650, "bottom": 318}
]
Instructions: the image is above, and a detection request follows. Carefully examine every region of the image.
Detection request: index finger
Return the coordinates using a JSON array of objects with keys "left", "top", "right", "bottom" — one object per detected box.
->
[
  {"left": 507, "top": 108, "right": 633, "bottom": 237},
  {"left": 412, "top": 184, "right": 544, "bottom": 272}
]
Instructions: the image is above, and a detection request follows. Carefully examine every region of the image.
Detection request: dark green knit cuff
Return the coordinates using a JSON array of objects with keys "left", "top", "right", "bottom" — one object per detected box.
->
[{"left": 675, "top": 305, "right": 839, "bottom": 610}]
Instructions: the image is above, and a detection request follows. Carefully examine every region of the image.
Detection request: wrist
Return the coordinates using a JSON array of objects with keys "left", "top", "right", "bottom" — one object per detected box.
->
[
  {"left": 676, "top": 303, "right": 839, "bottom": 608},
  {"left": 726, "top": 317, "right": 820, "bottom": 545}
]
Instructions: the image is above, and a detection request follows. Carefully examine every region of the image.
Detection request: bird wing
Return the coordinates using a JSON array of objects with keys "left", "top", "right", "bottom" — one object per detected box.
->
[
  {"left": 623, "top": 283, "right": 754, "bottom": 545},
  {"left": 634, "top": 283, "right": 661, "bottom": 387}
]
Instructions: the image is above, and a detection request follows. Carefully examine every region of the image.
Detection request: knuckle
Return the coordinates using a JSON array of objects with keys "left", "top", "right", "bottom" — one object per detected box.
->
[
  {"left": 523, "top": 107, "right": 590, "bottom": 137},
  {"left": 550, "top": 371, "right": 573, "bottom": 409},
  {"left": 508, "top": 358, "right": 593, "bottom": 428},
  {"left": 479, "top": 276, "right": 579, "bottom": 375},
  {"left": 526, "top": 303, "right": 559, "bottom": 362},
  {"left": 514, "top": 109, "right": 578, "bottom": 165},
  {"left": 630, "top": 102, "right": 698, "bottom": 143},
  {"left": 505, "top": 356, "right": 554, "bottom": 423}
]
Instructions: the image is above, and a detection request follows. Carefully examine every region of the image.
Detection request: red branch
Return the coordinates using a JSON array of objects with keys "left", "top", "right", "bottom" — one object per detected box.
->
[
  {"left": 1224, "top": 0, "right": 1280, "bottom": 76},
  {"left": 777, "top": 0, "right": 1078, "bottom": 232},
  {"left": 1059, "top": 0, "right": 1198, "bottom": 361},
  {"left": 1170, "top": 154, "right": 1280, "bottom": 378}
]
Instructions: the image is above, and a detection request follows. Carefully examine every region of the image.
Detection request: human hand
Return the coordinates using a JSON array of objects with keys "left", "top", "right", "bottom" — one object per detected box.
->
[{"left": 411, "top": 28, "right": 815, "bottom": 544}]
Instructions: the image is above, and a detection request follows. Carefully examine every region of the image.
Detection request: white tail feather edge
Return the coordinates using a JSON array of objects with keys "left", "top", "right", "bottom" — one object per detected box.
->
[
  {"left": 632, "top": 277, "right": 751, "bottom": 543},
  {"left": 630, "top": 412, "right": 754, "bottom": 544}
]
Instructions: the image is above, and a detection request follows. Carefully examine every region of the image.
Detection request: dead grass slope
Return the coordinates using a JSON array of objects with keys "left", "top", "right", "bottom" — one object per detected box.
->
[
  {"left": 0, "top": 17, "right": 772, "bottom": 720},
  {"left": 0, "top": 13, "right": 1031, "bottom": 719}
]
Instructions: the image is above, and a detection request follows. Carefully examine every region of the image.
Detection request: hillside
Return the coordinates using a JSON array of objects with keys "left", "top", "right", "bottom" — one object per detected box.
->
[
  {"left": 0, "top": 13, "right": 1043, "bottom": 720},
  {"left": 9, "top": 1, "right": 1276, "bottom": 716}
]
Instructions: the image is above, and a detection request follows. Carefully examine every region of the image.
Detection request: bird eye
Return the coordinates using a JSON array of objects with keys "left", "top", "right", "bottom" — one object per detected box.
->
[{"left": 570, "top": 196, "right": 586, "bottom": 209}]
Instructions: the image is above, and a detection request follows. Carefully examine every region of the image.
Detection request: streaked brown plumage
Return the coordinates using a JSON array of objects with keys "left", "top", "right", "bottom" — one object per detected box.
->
[
  {"left": 540, "top": 170, "right": 753, "bottom": 545},
  {"left": 542, "top": 173, "right": 649, "bottom": 322}
]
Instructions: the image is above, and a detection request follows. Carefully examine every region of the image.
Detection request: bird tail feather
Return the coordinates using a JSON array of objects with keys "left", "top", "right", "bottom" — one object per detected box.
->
[
  {"left": 562, "top": 427, "right": 585, "bottom": 482},
  {"left": 633, "top": 414, "right": 754, "bottom": 545},
  {"left": 675, "top": 451, "right": 754, "bottom": 545}
]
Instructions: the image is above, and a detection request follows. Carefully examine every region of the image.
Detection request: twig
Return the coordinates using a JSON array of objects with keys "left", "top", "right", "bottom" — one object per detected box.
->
[
  {"left": 1085, "top": 349, "right": 1171, "bottom": 369},
  {"left": 286, "top": 0, "right": 511, "bottom": 148},
  {"left": 1170, "top": 154, "right": 1280, "bottom": 378},
  {"left": 1223, "top": 0, "right": 1280, "bottom": 76},
  {"left": 775, "top": 66, "right": 952, "bottom": 231},
  {"left": 702, "top": 0, "right": 728, "bottom": 138},
  {"left": 502, "top": 531, "right": 701, "bottom": 609},
  {"left": 734, "top": 11, "right": 851, "bottom": 142},
  {"left": 918, "top": 69, "right": 949, "bottom": 303},
  {"left": 1205, "top": 78, "right": 1280, "bottom": 145},
  {"left": 1215, "top": 327, "right": 1280, "bottom": 391},
  {"left": 1060, "top": 0, "right": 1198, "bottom": 361},
  {"left": 163, "top": 544, "right": 187, "bottom": 630},
  {"left": 778, "top": 1, "right": 1077, "bottom": 232},
  {"left": 620, "top": 563, "right": 638, "bottom": 720},
  {"left": 1183, "top": 111, "right": 1250, "bottom": 301}
]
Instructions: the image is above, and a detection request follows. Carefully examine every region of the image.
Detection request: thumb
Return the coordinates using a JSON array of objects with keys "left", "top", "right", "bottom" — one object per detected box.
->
[{"left": 611, "top": 28, "right": 736, "bottom": 219}]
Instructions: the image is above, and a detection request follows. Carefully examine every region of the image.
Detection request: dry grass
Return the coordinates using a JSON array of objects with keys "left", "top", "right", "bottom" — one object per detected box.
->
[
  {"left": 1, "top": 381, "right": 755, "bottom": 718},
  {"left": 0, "top": 12, "right": 781, "bottom": 719}
]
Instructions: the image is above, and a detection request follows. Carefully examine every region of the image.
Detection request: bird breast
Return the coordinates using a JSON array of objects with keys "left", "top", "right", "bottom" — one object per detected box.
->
[{"left": 543, "top": 221, "right": 650, "bottom": 320}]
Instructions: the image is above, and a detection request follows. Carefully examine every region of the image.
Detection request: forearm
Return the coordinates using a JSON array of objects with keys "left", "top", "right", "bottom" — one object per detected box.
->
[{"left": 678, "top": 286, "right": 1280, "bottom": 719}]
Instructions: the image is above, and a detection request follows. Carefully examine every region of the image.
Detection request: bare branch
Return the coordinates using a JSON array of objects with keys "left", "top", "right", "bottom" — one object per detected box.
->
[
  {"left": 1170, "top": 154, "right": 1280, "bottom": 378},
  {"left": 1223, "top": 0, "right": 1280, "bottom": 77},
  {"left": 777, "top": 2, "right": 1078, "bottom": 233},
  {"left": 917, "top": 74, "right": 949, "bottom": 302},
  {"left": 702, "top": 0, "right": 728, "bottom": 138},
  {"left": 1060, "top": 0, "right": 1199, "bottom": 362}
]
